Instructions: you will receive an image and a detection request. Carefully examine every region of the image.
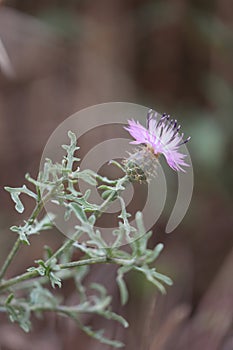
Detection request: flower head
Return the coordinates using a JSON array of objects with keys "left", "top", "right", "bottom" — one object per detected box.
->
[{"left": 125, "top": 110, "right": 191, "bottom": 172}]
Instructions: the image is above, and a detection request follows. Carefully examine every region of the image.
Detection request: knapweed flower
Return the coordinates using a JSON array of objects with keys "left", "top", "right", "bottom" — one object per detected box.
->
[{"left": 123, "top": 110, "right": 191, "bottom": 182}]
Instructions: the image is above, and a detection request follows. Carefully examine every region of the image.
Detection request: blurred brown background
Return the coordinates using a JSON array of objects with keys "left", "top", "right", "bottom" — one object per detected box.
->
[{"left": 0, "top": 1, "right": 233, "bottom": 349}]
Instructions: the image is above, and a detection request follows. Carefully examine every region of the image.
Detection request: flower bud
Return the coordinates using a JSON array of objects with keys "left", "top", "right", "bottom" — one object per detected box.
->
[{"left": 123, "top": 146, "right": 159, "bottom": 183}]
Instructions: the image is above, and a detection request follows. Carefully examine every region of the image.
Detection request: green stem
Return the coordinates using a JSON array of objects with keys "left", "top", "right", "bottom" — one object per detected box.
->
[
  {"left": 59, "top": 256, "right": 135, "bottom": 269},
  {"left": 0, "top": 255, "right": 135, "bottom": 292},
  {"left": 0, "top": 270, "right": 38, "bottom": 291},
  {"left": 0, "top": 237, "right": 21, "bottom": 281},
  {"left": 59, "top": 256, "right": 106, "bottom": 269},
  {"left": 95, "top": 175, "right": 128, "bottom": 218},
  {"left": 47, "top": 175, "right": 129, "bottom": 264},
  {"left": 0, "top": 175, "right": 129, "bottom": 291},
  {"left": 46, "top": 237, "right": 75, "bottom": 264},
  {"left": 28, "top": 200, "right": 44, "bottom": 225},
  {"left": 0, "top": 257, "right": 105, "bottom": 292},
  {"left": 0, "top": 256, "right": 104, "bottom": 291},
  {"left": 0, "top": 199, "right": 44, "bottom": 282}
]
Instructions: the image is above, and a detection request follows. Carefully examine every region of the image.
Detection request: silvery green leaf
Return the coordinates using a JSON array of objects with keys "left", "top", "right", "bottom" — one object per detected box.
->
[
  {"left": 135, "top": 211, "right": 146, "bottom": 236},
  {"left": 101, "top": 189, "right": 114, "bottom": 200},
  {"left": 117, "top": 279, "right": 128, "bottom": 305},
  {"left": 10, "top": 226, "right": 30, "bottom": 245},
  {"left": 116, "top": 266, "right": 132, "bottom": 305},
  {"left": 132, "top": 231, "right": 152, "bottom": 257},
  {"left": 108, "top": 160, "right": 125, "bottom": 172},
  {"left": 74, "top": 266, "right": 89, "bottom": 302},
  {"left": 98, "top": 184, "right": 114, "bottom": 191},
  {"left": 10, "top": 215, "right": 54, "bottom": 245},
  {"left": 68, "top": 130, "right": 77, "bottom": 143},
  {"left": 30, "top": 284, "right": 58, "bottom": 307},
  {"left": 44, "top": 245, "right": 53, "bottom": 259},
  {"left": 28, "top": 215, "right": 55, "bottom": 235},
  {"left": 118, "top": 197, "right": 133, "bottom": 238},
  {"left": 67, "top": 191, "right": 99, "bottom": 213},
  {"left": 135, "top": 266, "right": 168, "bottom": 294},
  {"left": 152, "top": 270, "right": 173, "bottom": 286},
  {"left": 75, "top": 169, "right": 97, "bottom": 186},
  {"left": 5, "top": 185, "right": 37, "bottom": 213},
  {"left": 146, "top": 243, "right": 164, "bottom": 264},
  {"left": 5, "top": 189, "right": 24, "bottom": 213},
  {"left": 112, "top": 250, "right": 131, "bottom": 260},
  {"left": 90, "top": 283, "right": 107, "bottom": 298},
  {"left": 88, "top": 214, "right": 96, "bottom": 225},
  {"left": 25, "top": 173, "right": 47, "bottom": 188},
  {"left": 111, "top": 227, "right": 124, "bottom": 248},
  {"left": 98, "top": 309, "right": 129, "bottom": 328},
  {"left": 96, "top": 174, "right": 117, "bottom": 184},
  {"left": 79, "top": 324, "right": 124, "bottom": 348},
  {"left": 69, "top": 202, "right": 87, "bottom": 223},
  {"left": 49, "top": 272, "right": 62, "bottom": 288},
  {"left": 62, "top": 131, "right": 80, "bottom": 170},
  {"left": 86, "top": 229, "right": 108, "bottom": 249},
  {"left": 6, "top": 301, "right": 31, "bottom": 333}
]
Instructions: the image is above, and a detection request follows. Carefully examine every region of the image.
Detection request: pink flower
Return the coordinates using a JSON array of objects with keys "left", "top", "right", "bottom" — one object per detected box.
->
[{"left": 125, "top": 110, "right": 191, "bottom": 172}]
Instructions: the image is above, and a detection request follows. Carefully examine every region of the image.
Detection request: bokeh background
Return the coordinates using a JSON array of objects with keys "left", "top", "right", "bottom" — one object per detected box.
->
[{"left": 0, "top": 1, "right": 233, "bottom": 349}]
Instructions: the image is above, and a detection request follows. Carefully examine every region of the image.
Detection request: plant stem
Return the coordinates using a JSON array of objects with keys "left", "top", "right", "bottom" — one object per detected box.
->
[
  {"left": 0, "top": 256, "right": 104, "bottom": 291},
  {"left": 0, "top": 257, "right": 105, "bottom": 292},
  {"left": 46, "top": 236, "right": 75, "bottom": 264},
  {"left": 0, "top": 175, "right": 129, "bottom": 290},
  {"left": 0, "top": 237, "right": 21, "bottom": 281},
  {"left": 59, "top": 256, "right": 106, "bottom": 269},
  {"left": 0, "top": 255, "right": 135, "bottom": 292},
  {"left": 96, "top": 175, "right": 128, "bottom": 217},
  {"left": 0, "top": 199, "right": 44, "bottom": 282},
  {"left": 59, "top": 256, "right": 135, "bottom": 269},
  {"left": 8, "top": 270, "right": 74, "bottom": 291},
  {"left": 28, "top": 200, "right": 44, "bottom": 225},
  {"left": 0, "top": 270, "right": 38, "bottom": 291},
  {"left": 46, "top": 175, "right": 129, "bottom": 264}
]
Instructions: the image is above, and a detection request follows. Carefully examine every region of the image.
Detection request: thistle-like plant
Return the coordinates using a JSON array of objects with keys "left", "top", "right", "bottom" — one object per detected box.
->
[{"left": 0, "top": 120, "right": 177, "bottom": 348}]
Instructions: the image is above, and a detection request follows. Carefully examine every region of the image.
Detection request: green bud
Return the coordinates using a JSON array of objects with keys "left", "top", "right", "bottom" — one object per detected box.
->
[{"left": 122, "top": 146, "right": 159, "bottom": 183}]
